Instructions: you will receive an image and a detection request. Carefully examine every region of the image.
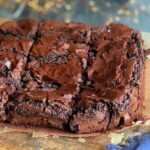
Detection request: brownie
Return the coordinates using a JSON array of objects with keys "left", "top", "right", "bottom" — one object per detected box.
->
[
  {"left": 28, "top": 20, "right": 91, "bottom": 92},
  {"left": 70, "top": 24, "right": 145, "bottom": 133},
  {"left": 37, "top": 20, "right": 91, "bottom": 42},
  {"left": 0, "top": 20, "right": 145, "bottom": 134},
  {"left": 0, "top": 33, "right": 33, "bottom": 121},
  {"left": 6, "top": 20, "right": 92, "bottom": 130},
  {"left": 0, "top": 19, "right": 38, "bottom": 38},
  {"left": 7, "top": 85, "right": 75, "bottom": 129}
]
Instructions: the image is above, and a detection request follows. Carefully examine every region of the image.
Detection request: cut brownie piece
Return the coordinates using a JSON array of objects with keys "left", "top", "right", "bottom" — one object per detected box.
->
[
  {"left": 70, "top": 88, "right": 110, "bottom": 133},
  {"left": 26, "top": 20, "right": 91, "bottom": 90},
  {"left": 6, "top": 20, "right": 92, "bottom": 130},
  {"left": 0, "top": 19, "right": 38, "bottom": 38},
  {"left": 7, "top": 85, "right": 75, "bottom": 129},
  {"left": 70, "top": 24, "right": 145, "bottom": 133},
  {"left": 0, "top": 34, "right": 33, "bottom": 121}
]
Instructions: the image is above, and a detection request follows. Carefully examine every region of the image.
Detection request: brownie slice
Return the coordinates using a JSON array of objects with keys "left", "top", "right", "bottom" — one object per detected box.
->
[
  {"left": 0, "top": 19, "right": 38, "bottom": 38},
  {"left": 7, "top": 85, "right": 75, "bottom": 129},
  {"left": 6, "top": 20, "right": 92, "bottom": 130},
  {"left": 27, "top": 20, "right": 91, "bottom": 91},
  {"left": 70, "top": 24, "right": 145, "bottom": 133},
  {"left": 0, "top": 34, "right": 33, "bottom": 121}
]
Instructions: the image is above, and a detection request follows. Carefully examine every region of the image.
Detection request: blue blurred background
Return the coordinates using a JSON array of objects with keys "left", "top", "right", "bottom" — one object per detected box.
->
[{"left": 0, "top": 0, "right": 150, "bottom": 32}]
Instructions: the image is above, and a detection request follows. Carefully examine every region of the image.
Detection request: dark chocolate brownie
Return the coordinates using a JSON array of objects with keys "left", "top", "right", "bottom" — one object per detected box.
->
[
  {"left": 6, "top": 20, "right": 92, "bottom": 130},
  {"left": 0, "top": 20, "right": 145, "bottom": 134},
  {"left": 7, "top": 85, "right": 75, "bottom": 129},
  {"left": 70, "top": 24, "right": 145, "bottom": 133}
]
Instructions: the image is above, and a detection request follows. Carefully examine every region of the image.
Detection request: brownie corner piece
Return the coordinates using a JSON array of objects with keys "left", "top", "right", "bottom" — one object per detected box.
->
[
  {"left": 70, "top": 88, "right": 110, "bottom": 133},
  {"left": 7, "top": 85, "right": 76, "bottom": 130}
]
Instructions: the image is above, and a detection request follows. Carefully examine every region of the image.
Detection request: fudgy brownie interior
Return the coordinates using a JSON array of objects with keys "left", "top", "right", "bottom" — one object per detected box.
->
[{"left": 0, "top": 20, "right": 145, "bottom": 134}]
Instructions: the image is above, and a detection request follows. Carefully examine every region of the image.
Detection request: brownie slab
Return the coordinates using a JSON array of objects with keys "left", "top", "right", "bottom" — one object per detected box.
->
[
  {"left": 0, "top": 20, "right": 145, "bottom": 134},
  {"left": 70, "top": 88, "right": 110, "bottom": 133},
  {"left": 70, "top": 24, "right": 145, "bottom": 133}
]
